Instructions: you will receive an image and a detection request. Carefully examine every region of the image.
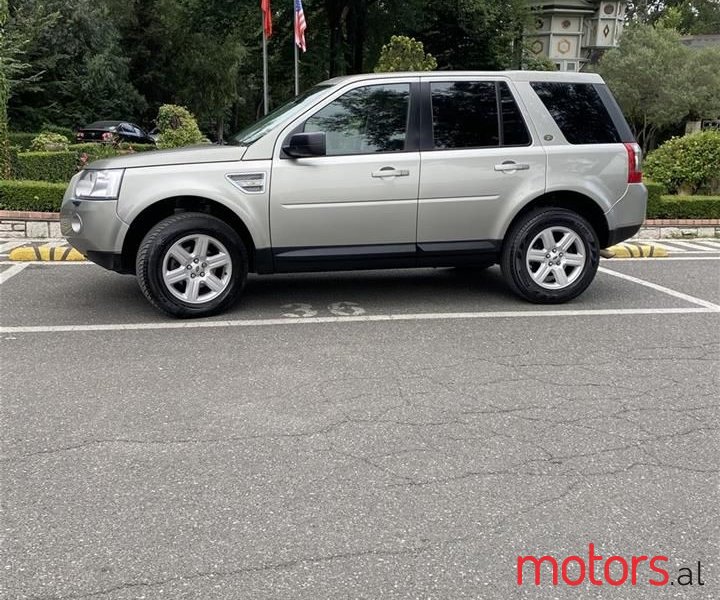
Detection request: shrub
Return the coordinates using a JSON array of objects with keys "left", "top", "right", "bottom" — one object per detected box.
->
[
  {"left": 30, "top": 132, "right": 70, "bottom": 152},
  {"left": 644, "top": 131, "right": 720, "bottom": 195},
  {"left": 40, "top": 124, "right": 75, "bottom": 139},
  {"left": 0, "top": 179, "right": 67, "bottom": 212},
  {"left": 9, "top": 133, "right": 36, "bottom": 150},
  {"left": 156, "top": 104, "right": 203, "bottom": 149},
  {"left": 15, "top": 151, "right": 78, "bottom": 183},
  {"left": 374, "top": 35, "right": 437, "bottom": 72}
]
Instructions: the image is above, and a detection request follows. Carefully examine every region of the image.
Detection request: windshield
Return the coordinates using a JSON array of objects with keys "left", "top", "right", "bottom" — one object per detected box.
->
[{"left": 230, "top": 85, "right": 335, "bottom": 146}]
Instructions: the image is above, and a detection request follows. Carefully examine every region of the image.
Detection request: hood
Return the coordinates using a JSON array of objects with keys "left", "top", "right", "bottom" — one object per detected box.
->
[{"left": 87, "top": 144, "right": 247, "bottom": 169}]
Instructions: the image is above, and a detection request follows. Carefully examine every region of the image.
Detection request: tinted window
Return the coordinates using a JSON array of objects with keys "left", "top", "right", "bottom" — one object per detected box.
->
[
  {"left": 530, "top": 82, "right": 621, "bottom": 144},
  {"left": 431, "top": 81, "right": 498, "bottom": 149},
  {"left": 304, "top": 84, "right": 410, "bottom": 155},
  {"left": 499, "top": 83, "right": 531, "bottom": 146}
]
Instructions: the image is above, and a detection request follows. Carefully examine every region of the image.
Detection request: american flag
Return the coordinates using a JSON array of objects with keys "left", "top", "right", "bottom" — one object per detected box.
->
[{"left": 294, "top": 0, "right": 307, "bottom": 52}]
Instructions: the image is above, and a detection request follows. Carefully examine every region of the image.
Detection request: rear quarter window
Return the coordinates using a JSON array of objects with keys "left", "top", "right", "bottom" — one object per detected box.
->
[{"left": 530, "top": 82, "right": 621, "bottom": 144}]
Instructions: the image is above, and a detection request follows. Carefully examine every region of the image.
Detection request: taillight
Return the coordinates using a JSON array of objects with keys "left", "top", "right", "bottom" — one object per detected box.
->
[{"left": 624, "top": 142, "right": 642, "bottom": 184}]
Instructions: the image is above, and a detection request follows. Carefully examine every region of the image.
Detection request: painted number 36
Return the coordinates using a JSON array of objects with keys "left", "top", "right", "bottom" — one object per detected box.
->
[{"left": 281, "top": 302, "right": 366, "bottom": 318}]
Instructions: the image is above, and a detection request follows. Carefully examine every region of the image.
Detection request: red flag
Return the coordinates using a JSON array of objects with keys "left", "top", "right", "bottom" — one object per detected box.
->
[{"left": 261, "top": 0, "right": 272, "bottom": 38}]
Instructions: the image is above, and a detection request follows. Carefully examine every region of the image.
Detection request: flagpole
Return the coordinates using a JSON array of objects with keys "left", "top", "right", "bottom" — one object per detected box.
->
[
  {"left": 262, "top": 23, "right": 269, "bottom": 115},
  {"left": 294, "top": 37, "right": 299, "bottom": 96}
]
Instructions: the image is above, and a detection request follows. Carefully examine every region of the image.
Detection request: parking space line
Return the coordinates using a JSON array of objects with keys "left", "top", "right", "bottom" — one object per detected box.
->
[
  {"left": 598, "top": 266, "right": 720, "bottom": 310},
  {"left": 0, "top": 241, "right": 27, "bottom": 253},
  {"left": 662, "top": 240, "right": 720, "bottom": 252},
  {"left": 0, "top": 307, "right": 716, "bottom": 335},
  {"left": 601, "top": 256, "right": 720, "bottom": 262},
  {"left": 0, "top": 261, "right": 91, "bottom": 266},
  {"left": 0, "top": 264, "right": 29, "bottom": 285}
]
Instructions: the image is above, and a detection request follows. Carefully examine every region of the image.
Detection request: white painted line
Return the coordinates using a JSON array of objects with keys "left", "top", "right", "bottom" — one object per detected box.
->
[
  {"left": 0, "top": 263, "right": 29, "bottom": 285},
  {"left": 663, "top": 240, "right": 719, "bottom": 252},
  {"left": 0, "top": 241, "right": 26, "bottom": 253},
  {"left": 650, "top": 242, "right": 685, "bottom": 253},
  {"left": 1, "top": 307, "right": 716, "bottom": 335},
  {"left": 0, "top": 261, "right": 91, "bottom": 266},
  {"left": 598, "top": 266, "right": 720, "bottom": 310},
  {"left": 40, "top": 241, "right": 68, "bottom": 248},
  {"left": 601, "top": 256, "right": 720, "bottom": 262},
  {"left": 692, "top": 240, "right": 720, "bottom": 249}
]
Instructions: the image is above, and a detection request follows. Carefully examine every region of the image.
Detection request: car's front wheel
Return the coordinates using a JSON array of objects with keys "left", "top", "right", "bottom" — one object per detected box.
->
[
  {"left": 136, "top": 213, "right": 247, "bottom": 318},
  {"left": 501, "top": 208, "right": 599, "bottom": 303}
]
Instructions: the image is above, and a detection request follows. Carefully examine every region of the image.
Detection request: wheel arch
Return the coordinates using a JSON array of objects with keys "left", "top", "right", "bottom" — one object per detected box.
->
[
  {"left": 502, "top": 191, "right": 610, "bottom": 250},
  {"left": 121, "top": 196, "right": 257, "bottom": 274}
]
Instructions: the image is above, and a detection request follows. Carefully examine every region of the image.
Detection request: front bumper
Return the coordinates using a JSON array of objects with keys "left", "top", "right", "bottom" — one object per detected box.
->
[{"left": 60, "top": 194, "right": 128, "bottom": 272}]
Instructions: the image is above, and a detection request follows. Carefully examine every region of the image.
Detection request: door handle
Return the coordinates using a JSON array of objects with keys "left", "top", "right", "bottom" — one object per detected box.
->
[
  {"left": 371, "top": 167, "right": 410, "bottom": 178},
  {"left": 494, "top": 162, "right": 530, "bottom": 172}
]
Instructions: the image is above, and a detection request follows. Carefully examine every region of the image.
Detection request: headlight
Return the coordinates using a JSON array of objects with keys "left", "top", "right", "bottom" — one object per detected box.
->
[{"left": 74, "top": 169, "right": 124, "bottom": 199}]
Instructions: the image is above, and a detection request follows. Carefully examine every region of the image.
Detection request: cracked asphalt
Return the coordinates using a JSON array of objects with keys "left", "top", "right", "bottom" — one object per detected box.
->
[{"left": 1, "top": 258, "right": 719, "bottom": 599}]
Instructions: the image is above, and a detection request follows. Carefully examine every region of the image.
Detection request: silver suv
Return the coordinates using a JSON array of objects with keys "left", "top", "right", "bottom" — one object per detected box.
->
[{"left": 61, "top": 71, "right": 646, "bottom": 317}]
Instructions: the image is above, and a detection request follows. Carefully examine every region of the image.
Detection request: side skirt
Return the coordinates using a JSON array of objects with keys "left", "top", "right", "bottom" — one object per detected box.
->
[{"left": 264, "top": 240, "right": 501, "bottom": 274}]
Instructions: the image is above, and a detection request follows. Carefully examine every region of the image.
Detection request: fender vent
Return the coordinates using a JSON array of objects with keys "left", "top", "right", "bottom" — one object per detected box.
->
[{"left": 226, "top": 172, "right": 266, "bottom": 194}]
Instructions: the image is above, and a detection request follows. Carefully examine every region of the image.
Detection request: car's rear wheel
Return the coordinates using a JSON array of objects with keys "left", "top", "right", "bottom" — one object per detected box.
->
[
  {"left": 501, "top": 208, "right": 599, "bottom": 303},
  {"left": 136, "top": 213, "right": 247, "bottom": 318}
]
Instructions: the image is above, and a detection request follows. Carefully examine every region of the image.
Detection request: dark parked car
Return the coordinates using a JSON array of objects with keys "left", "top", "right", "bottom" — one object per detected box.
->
[{"left": 75, "top": 121, "right": 156, "bottom": 145}]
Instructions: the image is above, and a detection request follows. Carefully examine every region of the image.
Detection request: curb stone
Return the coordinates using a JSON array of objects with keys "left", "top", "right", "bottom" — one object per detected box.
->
[
  {"left": 605, "top": 242, "right": 668, "bottom": 259},
  {"left": 9, "top": 245, "right": 86, "bottom": 261}
]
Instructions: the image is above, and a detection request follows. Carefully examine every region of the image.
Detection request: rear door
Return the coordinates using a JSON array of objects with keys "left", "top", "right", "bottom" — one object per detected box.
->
[
  {"left": 269, "top": 78, "right": 421, "bottom": 271},
  {"left": 416, "top": 77, "right": 546, "bottom": 258}
]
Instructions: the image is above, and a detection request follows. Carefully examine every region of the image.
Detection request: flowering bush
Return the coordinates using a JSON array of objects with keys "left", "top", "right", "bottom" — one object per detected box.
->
[{"left": 29, "top": 132, "right": 71, "bottom": 152}]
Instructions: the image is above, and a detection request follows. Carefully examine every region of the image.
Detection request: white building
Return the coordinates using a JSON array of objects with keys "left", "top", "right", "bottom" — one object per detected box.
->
[{"left": 525, "top": 1, "right": 627, "bottom": 71}]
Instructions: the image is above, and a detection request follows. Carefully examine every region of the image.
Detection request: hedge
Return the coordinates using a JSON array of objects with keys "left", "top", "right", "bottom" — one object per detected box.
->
[
  {"left": 649, "top": 195, "right": 720, "bottom": 219},
  {"left": 10, "top": 144, "right": 157, "bottom": 183},
  {"left": 15, "top": 151, "right": 78, "bottom": 183},
  {"left": 0, "top": 180, "right": 67, "bottom": 212},
  {"left": 9, "top": 133, "right": 37, "bottom": 151},
  {"left": 70, "top": 142, "right": 156, "bottom": 165}
]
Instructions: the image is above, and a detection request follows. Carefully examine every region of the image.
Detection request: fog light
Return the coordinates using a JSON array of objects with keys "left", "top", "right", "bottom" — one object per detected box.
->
[{"left": 71, "top": 213, "right": 83, "bottom": 233}]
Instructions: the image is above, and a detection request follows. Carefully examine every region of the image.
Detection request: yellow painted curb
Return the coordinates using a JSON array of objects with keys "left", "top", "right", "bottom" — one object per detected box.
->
[
  {"left": 605, "top": 242, "right": 668, "bottom": 258},
  {"left": 9, "top": 246, "right": 86, "bottom": 261}
]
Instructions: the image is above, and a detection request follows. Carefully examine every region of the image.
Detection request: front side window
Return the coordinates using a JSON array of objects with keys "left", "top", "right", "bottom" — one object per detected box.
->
[{"left": 304, "top": 84, "right": 410, "bottom": 155}]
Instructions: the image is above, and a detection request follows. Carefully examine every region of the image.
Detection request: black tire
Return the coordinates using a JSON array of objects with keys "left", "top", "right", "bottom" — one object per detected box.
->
[
  {"left": 501, "top": 208, "right": 599, "bottom": 304},
  {"left": 136, "top": 212, "right": 248, "bottom": 318}
]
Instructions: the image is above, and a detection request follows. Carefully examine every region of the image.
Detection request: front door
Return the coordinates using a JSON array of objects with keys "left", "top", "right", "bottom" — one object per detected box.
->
[{"left": 270, "top": 79, "right": 420, "bottom": 271}]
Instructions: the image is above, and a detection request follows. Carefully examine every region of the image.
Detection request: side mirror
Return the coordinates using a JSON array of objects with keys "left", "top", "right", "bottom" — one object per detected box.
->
[{"left": 283, "top": 132, "right": 326, "bottom": 158}]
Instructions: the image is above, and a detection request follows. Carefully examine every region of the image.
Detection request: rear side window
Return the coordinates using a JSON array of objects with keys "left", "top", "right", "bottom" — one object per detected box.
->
[
  {"left": 432, "top": 81, "right": 499, "bottom": 148},
  {"left": 500, "top": 83, "right": 531, "bottom": 146},
  {"left": 530, "top": 82, "right": 621, "bottom": 144},
  {"left": 430, "top": 81, "right": 530, "bottom": 149}
]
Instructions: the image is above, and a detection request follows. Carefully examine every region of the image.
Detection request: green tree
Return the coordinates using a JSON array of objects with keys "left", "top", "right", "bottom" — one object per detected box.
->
[
  {"left": 597, "top": 24, "right": 719, "bottom": 152},
  {"left": 7, "top": 0, "right": 145, "bottom": 131},
  {"left": 374, "top": 35, "right": 437, "bottom": 72},
  {"left": 627, "top": 0, "right": 720, "bottom": 34},
  {"left": 416, "top": 0, "right": 529, "bottom": 70}
]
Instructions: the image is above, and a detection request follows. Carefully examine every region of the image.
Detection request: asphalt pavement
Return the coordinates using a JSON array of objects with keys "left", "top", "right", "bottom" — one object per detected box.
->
[{"left": 1, "top": 255, "right": 718, "bottom": 599}]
